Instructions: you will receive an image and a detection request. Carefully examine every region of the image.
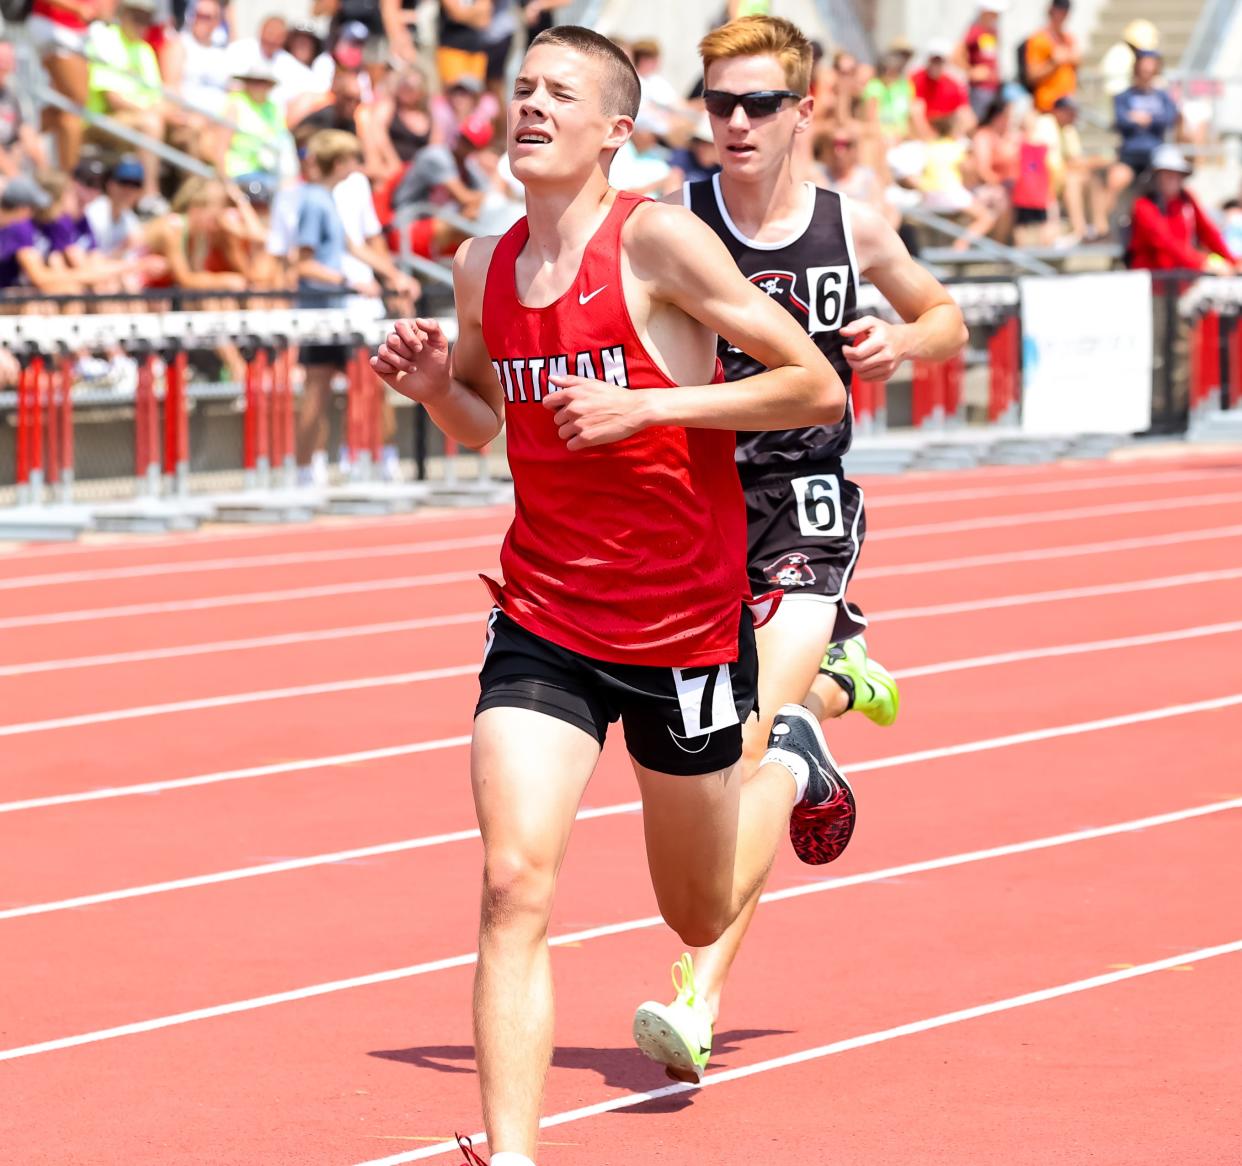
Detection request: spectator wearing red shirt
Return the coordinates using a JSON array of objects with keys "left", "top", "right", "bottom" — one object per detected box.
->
[
  {"left": 912, "top": 39, "right": 969, "bottom": 131},
  {"left": 957, "top": 1, "right": 1004, "bottom": 121},
  {"left": 1129, "top": 145, "right": 1237, "bottom": 274}
]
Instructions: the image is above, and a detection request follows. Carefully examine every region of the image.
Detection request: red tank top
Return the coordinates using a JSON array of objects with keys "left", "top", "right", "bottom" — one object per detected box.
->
[{"left": 481, "top": 191, "right": 748, "bottom": 667}]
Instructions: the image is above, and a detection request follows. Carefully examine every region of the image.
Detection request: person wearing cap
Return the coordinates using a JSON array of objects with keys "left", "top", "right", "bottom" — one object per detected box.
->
[
  {"left": 218, "top": 59, "right": 295, "bottom": 181},
  {"left": 0, "top": 176, "right": 89, "bottom": 296},
  {"left": 862, "top": 42, "right": 919, "bottom": 141},
  {"left": 911, "top": 39, "right": 969, "bottom": 130},
  {"left": 1024, "top": 0, "right": 1079, "bottom": 115},
  {"left": 84, "top": 155, "right": 146, "bottom": 257},
  {"left": 1101, "top": 18, "right": 1158, "bottom": 99},
  {"left": 669, "top": 115, "right": 720, "bottom": 185},
  {"left": 1129, "top": 145, "right": 1237, "bottom": 275},
  {"left": 956, "top": 0, "right": 1005, "bottom": 122},
  {"left": 84, "top": 0, "right": 166, "bottom": 197}
]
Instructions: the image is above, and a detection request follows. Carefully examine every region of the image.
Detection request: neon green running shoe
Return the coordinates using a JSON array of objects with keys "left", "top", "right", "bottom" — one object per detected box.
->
[
  {"left": 632, "top": 953, "right": 713, "bottom": 1083},
  {"left": 821, "top": 635, "right": 900, "bottom": 727}
]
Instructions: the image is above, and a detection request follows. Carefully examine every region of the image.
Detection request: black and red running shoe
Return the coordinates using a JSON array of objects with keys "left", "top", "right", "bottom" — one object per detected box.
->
[
  {"left": 763, "top": 704, "right": 856, "bottom": 865},
  {"left": 456, "top": 1133, "right": 488, "bottom": 1164}
]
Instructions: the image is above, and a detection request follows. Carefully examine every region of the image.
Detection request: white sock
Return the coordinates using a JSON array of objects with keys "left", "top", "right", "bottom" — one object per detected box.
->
[
  {"left": 761, "top": 746, "right": 810, "bottom": 804},
  {"left": 490, "top": 1154, "right": 536, "bottom": 1166}
]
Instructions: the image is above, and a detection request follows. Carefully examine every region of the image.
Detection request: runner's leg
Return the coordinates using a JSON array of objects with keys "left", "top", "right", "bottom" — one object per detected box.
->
[
  {"left": 679, "top": 598, "right": 840, "bottom": 1019},
  {"left": 471, "top": 707, "right": 601, "bottom": 1160}
]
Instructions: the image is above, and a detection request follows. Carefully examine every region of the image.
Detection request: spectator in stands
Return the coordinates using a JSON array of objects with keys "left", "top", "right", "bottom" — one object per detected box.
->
[
  {"left": 480, "top": 0, "right": 519, "bottom": 98},
  {"left": 389, "top": 113, "right": 493, "bottom": 260},
  {"left": 85, "top": 0, "right": 166, "bottom": 198},
  {"left": 0, "top": 176, "right": 87, "bottom": 295},
  {"left": 827, "top": 50, "right": 868, "bottom": 126},
  {"left": 26, "top": 0, "right": 98, "bottom": 173},
  {"left": 305, "top": 20, "right": 371, "bottom": 94},
  {"left": 920, "top": 114, "right": 997, "bottom": 249},
  {"left": 1128, "top": 146, "right": 1237, "bottom": 274},
  {"left": 1033, "top": 95, "right": 1108, "bottom": 242},
  {"left": 1222, "top": 199, "right": 1242, "bottom": 259},
  {"left": 35, "top": 169, "right": 134, "bottom": 289},
  {"left": 293, "top": 128, "right": 377, "bottom": 485},
  {"left": 521, "top": 0, "right": 571, "bottom": 40},
  {"left": 1010, "top": 114, "right": 1052, "bottom": 246},
  {"left": 862, "top": 41, "right": 918, "bottom": 142},
  {"left": 632, "top": 38, "right": 693, "bottom": 140},
  {"left": 145, "top": 176, "right": 265, "bottom": 292},
  {"left": 816, "top": 125, "right": 894, "bottom": 225},
  {"left": 431, "top": 73, "right": 499, "bottom": 149},
  {"left": 911, "top": 40, "right": 969, "bottom": 133},
  {"left": 1024, "top": 0, "right": 1079, "bottom": 115},
  {"left": 218, "top": 60, "right": 294, "bottom": 181},
  {"left": 178, "top": 0, "right": 232, "bottom": 117},
  {"left": 956, "top": 0, "right": 1004, "bottom": 122},
  {"left": 436, "top": 0, "right": 492, "bottom": 89},
  {"left": 971, "top": 95, "right": 1018, "bottom": 238},
  {"left": 1100, "top": 18, "right": 1158, "bottom": 100},
  {"left": 611, "top": 111, "right": 680, "bottom": 196},
  {"left": 0, "top": 44, "right": 48, "bottom": 179},
  {"left": 226, "top": 14, "right": 316, "bottom": 116},
  {"left": 668, "top": 116, "right": 720, "bottom": 186},
  {"left": 84, "top": 155, "right": 145, "bottom": 258},
  {"left": 379, "top": 0, "right": 423, "bottom": 67},
  {"left": 360, "top": 65, "right": 435, "bottom": 186},
  {"left": 70, "top": 156, "right": 106, "bottom": 231},
  {"left": 285, "top": 21, "right": 324, "bottom": 70},
  {"left": 1110, "top": 51, "right": 1179, "bottom": 193},
  {"left": 291, "top": 66, "right": 364, "bottom": 138}
]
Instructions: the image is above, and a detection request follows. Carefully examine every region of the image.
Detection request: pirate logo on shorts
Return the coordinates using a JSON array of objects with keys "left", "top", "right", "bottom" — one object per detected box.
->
[{"left": 765, "top": 552, "right": 816, "bottom": 588}]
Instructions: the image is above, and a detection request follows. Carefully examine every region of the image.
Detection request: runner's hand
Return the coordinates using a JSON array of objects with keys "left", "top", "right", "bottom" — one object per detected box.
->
[
  {"left": 372, "top": 318, "right": 452, "bottom": 404},
  {"left": 544, "top": 375, "right": 649, "bottom": 450},
  {"left": 841, "top": 316, "right": 910, "bottom": 382}
]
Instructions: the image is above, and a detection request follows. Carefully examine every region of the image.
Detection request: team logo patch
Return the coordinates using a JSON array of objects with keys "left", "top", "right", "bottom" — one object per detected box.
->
[
  {"left": 750, "top": 270, "right": 809, "bottom": 316},
  {"left": 765, "top": 552, "right": 816, "bottom": 587}
]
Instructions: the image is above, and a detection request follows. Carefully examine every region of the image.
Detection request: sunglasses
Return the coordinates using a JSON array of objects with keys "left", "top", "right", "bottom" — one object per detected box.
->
[{"left": 702, "top": 89, "right": 801, "bottom": 119}]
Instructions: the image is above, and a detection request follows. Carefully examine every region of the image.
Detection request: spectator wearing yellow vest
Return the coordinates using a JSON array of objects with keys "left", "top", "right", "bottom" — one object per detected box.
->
[
  {"left": 85, "top": 0, "right": 166, "bottom": 197},
  {"left": 217, "top": 59, "right": 296, "bottom": 183}
]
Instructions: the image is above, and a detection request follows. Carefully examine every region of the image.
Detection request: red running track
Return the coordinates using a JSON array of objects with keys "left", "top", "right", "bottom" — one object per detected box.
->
[{"left": 1, "top": 453, "right": 1240, "bottom": 1165}]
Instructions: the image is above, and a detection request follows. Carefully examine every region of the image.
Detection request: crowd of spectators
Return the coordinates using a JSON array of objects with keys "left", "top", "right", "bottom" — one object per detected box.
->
[{"left": 0, "top": 0, "right": 1237, "bottom": 467}]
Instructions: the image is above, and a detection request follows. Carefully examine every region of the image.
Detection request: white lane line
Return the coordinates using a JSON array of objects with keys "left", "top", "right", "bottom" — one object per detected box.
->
[
  {"left": 0, "top": 535, "right": 500, "bottom": 592},
  {"left": 6, "top": 491, "right": 1241, "bottom": 632},
  {"left": 2, "top": 794, "right": 1237, "bottom": 1060},
  {"left": 890, "top": 619, "right": 1242, "bottom": 680},
  {"left": 8, "top": 526, "right": 1242, "bottom": 680},
  {"left": 5, "top": 694, "right": 1240, "bottom": 919},
  {"left": 864, "top": 522, "right": 1242, "bottom": 579},
  {"left": 4, "top": 469, "right": 1235, "bottom": 592},
  {"left": 872, "top": 489, "right": 1242, "bottom": 541},
  {"left": 0, "top": 613, "right": 483, "bottom": 680},
  {"left": 0, "top": 569, "right": 493, "bottom": 632},
  {"left": 5, "top": 567, "right": 1240, "bottom": 740},
  {"left": 0, "top": 664, "right": 479, "bottom": 739},
  {"left": 371, "top": 939, "right": 1242, "bottom": 1165}
]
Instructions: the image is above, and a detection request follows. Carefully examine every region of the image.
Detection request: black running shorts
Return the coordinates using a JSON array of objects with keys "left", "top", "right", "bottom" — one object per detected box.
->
[
  {"left": 475, "top": 609, "right": 759, "bottom": 776},
  {"left": 743, "top": 460, "right": 868, "bottom": 643}
]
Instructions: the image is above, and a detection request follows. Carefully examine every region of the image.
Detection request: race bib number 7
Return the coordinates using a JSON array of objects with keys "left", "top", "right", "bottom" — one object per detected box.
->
[{"left": 672, "top": 663, "right": 740, "bottom": 739}]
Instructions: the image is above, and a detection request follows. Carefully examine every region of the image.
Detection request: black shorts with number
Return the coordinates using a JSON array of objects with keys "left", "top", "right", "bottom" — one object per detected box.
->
[
  {"left": 743, "top": 459, "right": 868, "bottom": 643},
  {"left": 476, "top": 609, "right": 759, "bottom": 776}
]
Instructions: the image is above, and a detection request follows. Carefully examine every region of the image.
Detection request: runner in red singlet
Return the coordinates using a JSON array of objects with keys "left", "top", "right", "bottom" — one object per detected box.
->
[{"left": 372, "top": 26, "right": 852, "bottom": 1166}]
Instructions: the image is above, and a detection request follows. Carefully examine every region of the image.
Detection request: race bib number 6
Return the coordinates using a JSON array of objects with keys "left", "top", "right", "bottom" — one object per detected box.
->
[
  {"left": 791, "top": 474, "right": 845, "bottom": 538},
  {"left": 806, "top": 265, "right": 850, "bottom": 333}
]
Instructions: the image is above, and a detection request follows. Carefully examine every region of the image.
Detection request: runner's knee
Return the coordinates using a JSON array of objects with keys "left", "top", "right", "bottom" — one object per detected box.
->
[{"left": 480, "top": 849, "right": 556, "bottom": 932}]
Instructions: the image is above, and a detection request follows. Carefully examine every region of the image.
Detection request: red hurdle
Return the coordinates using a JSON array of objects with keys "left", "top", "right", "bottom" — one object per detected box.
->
[{"left": 988, "top": 316, "right": 1020, "bottom": 426}]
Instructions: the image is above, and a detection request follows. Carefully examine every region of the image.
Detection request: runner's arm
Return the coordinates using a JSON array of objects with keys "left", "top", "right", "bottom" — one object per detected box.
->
[
  {"left": 371, "top": 235, "right": 505, "bottom": 449},
  {"left": 840, "top": 199, "right": 968, "bottom": 380},
  {"left": 629, "top": 202, "right": 845, "bottom": 431}
]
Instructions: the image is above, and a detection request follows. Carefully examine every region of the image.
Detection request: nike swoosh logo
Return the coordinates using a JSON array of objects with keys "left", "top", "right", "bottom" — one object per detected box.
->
[{"left": 578, "top": 286, "right": 607, "bottom": 305}]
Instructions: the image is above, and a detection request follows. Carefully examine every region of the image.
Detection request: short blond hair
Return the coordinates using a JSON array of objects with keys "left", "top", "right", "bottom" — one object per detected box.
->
[
  {"left": 307, "top": 129, "right": 362, "bottom": 176},
  {"left": 698, "top": 15, "right": 813, "bottom": 96}
]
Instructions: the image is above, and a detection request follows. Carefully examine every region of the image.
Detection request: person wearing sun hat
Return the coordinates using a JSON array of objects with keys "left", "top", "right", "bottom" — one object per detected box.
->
[
  {"left": 220, "top": 58, "right": 295, "bottom": 181},
  {"left": 1101, "top": 18, "right": 1159, "bottom": 98},
  {"left": 1129, "top": 145, "right": 1237, "bottom": 274}
]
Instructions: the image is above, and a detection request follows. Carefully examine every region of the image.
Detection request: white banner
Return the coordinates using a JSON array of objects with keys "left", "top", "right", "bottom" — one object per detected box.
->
[{"left": 1019, "top": 271, "right": 1153, "bottom": 435}]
